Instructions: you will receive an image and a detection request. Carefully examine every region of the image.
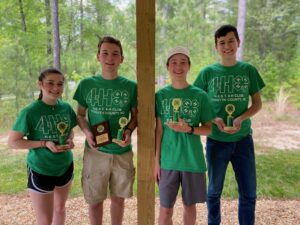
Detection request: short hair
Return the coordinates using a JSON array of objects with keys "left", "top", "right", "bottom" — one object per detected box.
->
[
  {"left": 214, "top": 25, "right": 240, "bottom": 45},
  {"left": 97, "top": 36, "right": 123, "bottom": 56}
]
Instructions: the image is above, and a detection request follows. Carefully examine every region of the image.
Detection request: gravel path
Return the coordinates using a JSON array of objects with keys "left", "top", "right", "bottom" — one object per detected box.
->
[{"left": 0, "top": 194, "right": 299, "bottom": 225}]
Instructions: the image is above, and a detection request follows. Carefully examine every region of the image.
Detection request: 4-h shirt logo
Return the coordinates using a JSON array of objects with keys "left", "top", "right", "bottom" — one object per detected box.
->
[
  {"left": 209, "top": 75, "right": 249, "bottom": 102},
  {"left": 161, "top": 98, "right": 199, "bottom": 118},
  {"left": 210, "top": 75, "right": 249, "bottom": 93},
  {"left": 234, "top": 76, "right": 248, "bottom": 91},
  {"left": 182, "top": 99, "right": 199, "bottom": 117},
  {"left": 87, "top": 88, "right": 129, "bottom": 107},
  {"left": 35, "top": 114, "right": 69, "bottom": 139},
  {"left": 112, "top": 90, "right": 129, "bottom": 107}
]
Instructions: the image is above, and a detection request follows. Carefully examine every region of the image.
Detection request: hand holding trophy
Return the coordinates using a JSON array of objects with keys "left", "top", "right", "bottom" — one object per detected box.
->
[
  {"left": 168, "top": 98, "right": 183, "bottom": 125},
  {"left": 224, "top": 104, "right": 237, "bottom": 131},
  {"left": 56, "top": 121, "right": 70, "bottom": 150},
  {"left": 91, "top": 120, "right": 112, "bottom": 147},
  {"left": 113, "top": 117, "right": 129, "bottom": 145}
]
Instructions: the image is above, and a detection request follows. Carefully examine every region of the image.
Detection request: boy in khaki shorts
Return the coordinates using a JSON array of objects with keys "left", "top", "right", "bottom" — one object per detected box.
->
[{"left": 73, "top": 36, "right": 137, "bottom": 225}]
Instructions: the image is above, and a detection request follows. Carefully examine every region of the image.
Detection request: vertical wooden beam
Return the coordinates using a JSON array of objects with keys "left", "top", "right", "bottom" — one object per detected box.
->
[{"left": 136, "top": 0, "right": 155, "bottom": 225}]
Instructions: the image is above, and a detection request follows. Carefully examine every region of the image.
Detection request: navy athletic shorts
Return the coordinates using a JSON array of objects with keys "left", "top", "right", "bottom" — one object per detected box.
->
[{"left": 27, "top": 162, "right": 74, "bottom": 194}]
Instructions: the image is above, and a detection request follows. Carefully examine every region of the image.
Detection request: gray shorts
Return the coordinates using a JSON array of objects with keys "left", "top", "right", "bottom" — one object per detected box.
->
[{"left": 159, "top": 169, "right": 207, "bottom": 208}]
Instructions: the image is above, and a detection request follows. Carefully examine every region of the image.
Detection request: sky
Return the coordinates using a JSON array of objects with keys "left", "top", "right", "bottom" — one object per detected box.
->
[{"left": 109, "top": 0, "right": 133, "bottom": 10}]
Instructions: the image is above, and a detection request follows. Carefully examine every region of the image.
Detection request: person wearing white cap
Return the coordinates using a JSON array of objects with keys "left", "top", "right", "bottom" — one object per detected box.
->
[{"left": 154, "top": 46, "right": 215, "bottom": 225}]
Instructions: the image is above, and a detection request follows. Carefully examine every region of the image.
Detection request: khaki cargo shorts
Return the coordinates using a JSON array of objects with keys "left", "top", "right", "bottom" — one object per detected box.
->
[{"left": 81, "top": 146, "right": 135, "bottom": 204}]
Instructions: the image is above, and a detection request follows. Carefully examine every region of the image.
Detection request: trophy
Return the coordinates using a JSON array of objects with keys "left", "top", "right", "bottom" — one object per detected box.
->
[
  {"left": 169, "top": 98, "right": 182, "bottom": 125},
  {"left": 91, "top": 120, "right": 112, "bottom": 147},
  {"left": 113, "top": 117, "right": 129, "bottom": 145},
  {"left": 224, "top": 104, "right": 236, "bottom": 131},
  {"left": 56, "top": 121, "right": 69, "bottom": 148}
]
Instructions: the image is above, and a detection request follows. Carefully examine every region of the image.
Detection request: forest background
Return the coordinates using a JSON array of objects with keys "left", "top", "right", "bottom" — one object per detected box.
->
[
  {"left": 0, "top": 0, "right": 300, "bottom": 129},
  {"left": 0, "top": 1, "right": 300, "bottom": 223}
]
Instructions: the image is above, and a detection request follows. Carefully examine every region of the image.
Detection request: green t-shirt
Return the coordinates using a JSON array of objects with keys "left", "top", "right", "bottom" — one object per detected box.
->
[
  {"left": 73, "top": 75, "right": 137, "bottom": 154},
  {"left": 12, "top": 100, "right": 77, "bottom": 176},
  {"left": 194, "top": 61, "right": 265, "bottom": 142},
  {"left": 156, "top": 85, "right": 214, "bottom": 173}
]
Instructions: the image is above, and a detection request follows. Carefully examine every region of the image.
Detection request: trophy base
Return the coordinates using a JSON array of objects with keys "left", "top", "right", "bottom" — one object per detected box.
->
[
  {"left": 167, "top": 121, "right": 183, "bottom": 126},
  {"left": 112, "top": 138, "right": 125, "bottom": 146},
  {"left": 56, "top": 144, "right": 70, "bottom": 151},
  {"left": 224, "top": 126, "right": 237, "bottom": 131}
]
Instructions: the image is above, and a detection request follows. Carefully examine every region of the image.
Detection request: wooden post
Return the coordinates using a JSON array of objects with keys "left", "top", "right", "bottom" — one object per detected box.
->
[{"left": 136, "top": 0, "right": 155, "bottom": 224}]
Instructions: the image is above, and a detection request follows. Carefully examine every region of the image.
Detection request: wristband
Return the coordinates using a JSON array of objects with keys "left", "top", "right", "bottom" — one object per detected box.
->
[
  {"left": 40, "top": 140, "right": 46, "bottom": 147},
  {"left": 187, "top": 126, "right": 194, "bottom": 135}
]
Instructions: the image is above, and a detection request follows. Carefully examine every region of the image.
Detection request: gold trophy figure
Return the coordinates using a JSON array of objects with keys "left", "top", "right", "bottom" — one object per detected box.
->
[
  {"left": 113, "top": 117, "right": 129, "bottom": 145},
  {"left": 224, "top": 104, "right": 236, "bottom": 131},
  {"left": 171, "top": 98, "right": 182, "bottom": 124},
  {"left": 57, "top": 121, "right": 69, "bottom": 148}
]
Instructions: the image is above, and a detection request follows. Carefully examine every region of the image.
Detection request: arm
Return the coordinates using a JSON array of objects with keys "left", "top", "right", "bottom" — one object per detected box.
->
[
  {"left": 120, "top": 107, "right": 138, "bottom": 147},
  {"left": 8, "top": 131, "right": 44, "bottom": 149},
  {"left": 233, "top": 92, "right": 262, "bottom": 131},
  {"left": 154, "top": 117, "right": 163, "bottom": 183},
  {"left": 8, "top": 130, "right": 69, "bottom": 152},
  {"left": 214, "top": 92, "right": 262, "bottom": 134},
  {"left": 193, "top": 121, "right": 212, "bottom": 136},
  {"left": 76, "top": 105, "right": 97, "bottom": 150},
  {"left": 167, "top": 118, "right": 211, "bottom": 136},
  {"left": 65, "top": 129, "right": 75, "bottom": 150}
]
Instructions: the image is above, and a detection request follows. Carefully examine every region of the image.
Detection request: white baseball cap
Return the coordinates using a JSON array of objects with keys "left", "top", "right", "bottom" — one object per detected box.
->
[{"left": 167, "top": 46, "right": 190, "bottom": 63}]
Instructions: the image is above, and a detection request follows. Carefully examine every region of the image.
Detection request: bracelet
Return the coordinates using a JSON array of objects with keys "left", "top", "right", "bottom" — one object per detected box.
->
[
  {"left": 125, "top": 127, "right": 133, "bottom": 135},
  {"left": 40, "top": 140, "right": 46, "bottom": 147},
  {"left": 187, "top": 126, "right": 194, "bottom": 135}
]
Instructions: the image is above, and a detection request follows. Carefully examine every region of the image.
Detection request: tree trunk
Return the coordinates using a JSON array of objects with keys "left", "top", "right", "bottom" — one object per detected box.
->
[
  {"left": 237, "top": 0, "right": 247, "bottom": 60},
  {"left": 80, "top": 0, "right": 84, "bottom": 54},
  {"left": 19, "top": 0, "right": 27, "bottom": 32},
  {"left": 18, "top": 0, "right": 35, "bottom": 101},
  {"left": 45, "top": 0, "right": 52, "bottom": 65},
  {"left": 51, "top": 0, "right": 61, "bottom": 70}
]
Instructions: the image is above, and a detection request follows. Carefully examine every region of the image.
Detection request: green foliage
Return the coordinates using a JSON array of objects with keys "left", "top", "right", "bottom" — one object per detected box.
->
[
  {"left": 69, "top": 152, "right": 83, "bottom": 197},
  {"left": 0, "top": 0, "right": 300, "bottom": 127},
  {"left": 256, "top": 151, "right": 300, "bottom": 198},
  {"left": 0, "top": 147, "right": 27, "bottom": 194},
  {"left": 222, "top": 150, "right": 300, "bottom": 198},
  {"left": 0, "top": 99, "right": 32, "bottom": 130}
]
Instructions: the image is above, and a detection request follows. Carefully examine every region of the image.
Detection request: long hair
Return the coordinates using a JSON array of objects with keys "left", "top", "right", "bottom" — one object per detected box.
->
[{"left": 38, "top": 68, "right": 64, "bottom": 100}]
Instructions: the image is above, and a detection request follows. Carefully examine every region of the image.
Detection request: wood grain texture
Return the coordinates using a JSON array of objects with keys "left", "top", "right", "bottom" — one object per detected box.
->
[{"left": 136, "top": 0, "right": 156, "bottom": 224}]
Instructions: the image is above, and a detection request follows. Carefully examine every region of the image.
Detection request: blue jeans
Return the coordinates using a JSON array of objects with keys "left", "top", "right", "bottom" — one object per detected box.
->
[{"left": 206, "top": 135, "right": 256, "bottom": 225}]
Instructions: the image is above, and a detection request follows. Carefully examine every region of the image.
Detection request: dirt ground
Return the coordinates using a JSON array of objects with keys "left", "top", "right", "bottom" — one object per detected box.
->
[
  {"left": 0, "top": 103, "right": 299, "bottom": 224},
  {"left": 251, "top": 103, "right": 300, "bottom": 151},
  {"left": 0, "top": 194, "right": 299, "bottom": 225}
]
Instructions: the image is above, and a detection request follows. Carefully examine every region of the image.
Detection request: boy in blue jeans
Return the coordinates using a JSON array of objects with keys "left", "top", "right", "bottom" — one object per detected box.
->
[{"left": 194, "top": 25, "right": 265, "bottom": 225}]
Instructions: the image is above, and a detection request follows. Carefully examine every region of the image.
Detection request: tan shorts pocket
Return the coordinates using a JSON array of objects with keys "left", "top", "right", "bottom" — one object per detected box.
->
[
  {"left": 110, "top": 165, "right": 136, "bottom": 198},
  {"left": 81, "top": 171, "right": 110, "bottom": 204}
]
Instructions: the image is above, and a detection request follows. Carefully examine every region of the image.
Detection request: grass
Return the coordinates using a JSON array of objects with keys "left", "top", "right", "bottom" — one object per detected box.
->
[
  {"left": 0, "top": 148, "right": 27, "bottom": 194},
  {"left": 1, "top": 145, "right": 299, "bottom": 199},
  {"left": 220, "top": 149, "right": 300, "bottom": 199}
]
